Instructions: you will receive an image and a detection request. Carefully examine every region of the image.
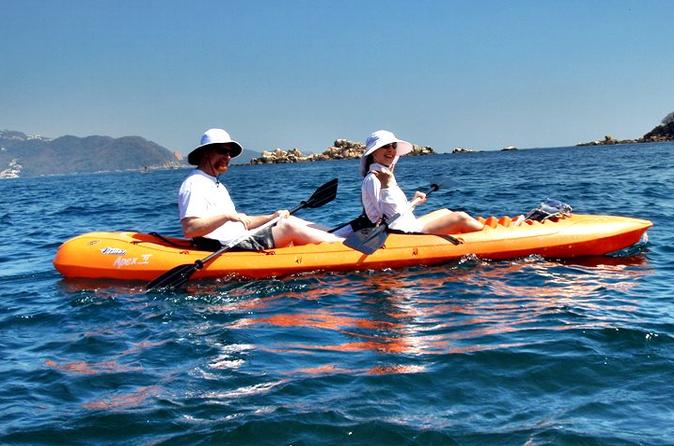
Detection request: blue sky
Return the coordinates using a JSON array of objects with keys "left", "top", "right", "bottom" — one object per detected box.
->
[{"left": 2, "top": 0, "right": 673, "bottom": 154}]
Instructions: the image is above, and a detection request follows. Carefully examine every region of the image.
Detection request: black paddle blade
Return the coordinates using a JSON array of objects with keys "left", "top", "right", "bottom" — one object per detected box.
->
[
  {"left": 146, "top": 263, "right": 198, "bottom": 292},
  {"left": 303, "top": 178, "right": 338, "bottom": 209},
  {"left": 343, "top": 225, "right": 389, "bottom": 255}
]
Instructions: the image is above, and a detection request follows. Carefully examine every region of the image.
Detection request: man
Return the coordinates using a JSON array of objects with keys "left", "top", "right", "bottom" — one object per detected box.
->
[{"left": 179, "top": 128, "right": 342, "bottom": 250}]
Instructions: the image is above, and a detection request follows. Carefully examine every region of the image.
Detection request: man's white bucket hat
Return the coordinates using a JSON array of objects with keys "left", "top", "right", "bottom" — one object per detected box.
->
[
  {"left": 188, "top": 128, "right": 243, "bottom": 165},
  {"left": 359, "top": 130, "right": 413, "bottom": 176}
]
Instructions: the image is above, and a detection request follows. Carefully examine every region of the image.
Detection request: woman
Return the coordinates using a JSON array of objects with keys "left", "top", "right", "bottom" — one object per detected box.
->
[{"left": 360, "top": 130, "right": 484, "bottom": 235}]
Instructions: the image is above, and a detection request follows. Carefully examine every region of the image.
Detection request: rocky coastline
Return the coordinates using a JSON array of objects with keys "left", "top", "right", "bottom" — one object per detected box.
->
[
  {"left": 249, "top": 138, "right": 434, "bottom": 165},
  {"left": 577, "top": 113, "right": 674, "bottom": 146}
]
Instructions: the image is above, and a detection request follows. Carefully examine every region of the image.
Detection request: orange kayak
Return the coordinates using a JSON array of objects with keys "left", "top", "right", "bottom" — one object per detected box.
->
[{"left": 53, "top": 214, "right": 652, "bottom": 281}]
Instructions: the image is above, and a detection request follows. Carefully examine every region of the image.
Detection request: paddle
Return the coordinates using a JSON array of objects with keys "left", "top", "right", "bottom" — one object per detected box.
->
[
  {"left": 343, "top": 183, "right": 441, "bottom": 255},
  {"left": 329, "top": 176, "right": 448, "bottom": 234},
  {"left": 146, "top": 178, "right": 338, "bottom": 291}
]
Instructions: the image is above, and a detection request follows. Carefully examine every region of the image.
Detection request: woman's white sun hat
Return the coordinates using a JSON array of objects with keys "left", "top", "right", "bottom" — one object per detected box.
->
[
  {"left": 359, "top": 130, "right": 413, "bottom": 176},
  {"left": 187, "top": 128, "right": 244, "bottom": 165}
]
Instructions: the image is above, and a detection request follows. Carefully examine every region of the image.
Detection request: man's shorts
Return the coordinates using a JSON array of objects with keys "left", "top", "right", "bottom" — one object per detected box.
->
[
  {"left": 193, "top": 226, "right": 276, "bottom": 252},
  {"left": 231, "top": 225, "right": 275, "bottom": 251}
]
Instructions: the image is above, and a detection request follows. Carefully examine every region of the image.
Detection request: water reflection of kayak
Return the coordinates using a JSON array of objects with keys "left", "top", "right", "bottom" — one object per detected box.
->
[{"left": 53, "top": 214, "right": 652, "bottom": 282}]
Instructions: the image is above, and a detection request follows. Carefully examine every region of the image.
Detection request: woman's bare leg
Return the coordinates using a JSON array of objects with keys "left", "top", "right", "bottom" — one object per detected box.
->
[
  {"left": 418, "top": 209, "right": 483, "bottom": 234},
  {"left": 271, "top": 218, "right": 343, "bottom": 247}
]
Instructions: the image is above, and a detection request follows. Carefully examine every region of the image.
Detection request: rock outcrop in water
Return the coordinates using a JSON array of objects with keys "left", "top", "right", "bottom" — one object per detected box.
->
[
  {"left": 249, "top": 138, "right": 434, "bottom": 165},
  {"left": 452, "top": 147, "right": 475, "bottom": 154},
  {"left": 576, "top": 135, "right": 639, "bottom": 146}
]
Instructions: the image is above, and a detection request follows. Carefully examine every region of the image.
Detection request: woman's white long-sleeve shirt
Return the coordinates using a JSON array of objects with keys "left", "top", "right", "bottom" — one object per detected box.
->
[{"left": 361, "top": 163, "right": 424, "bottom": 233}]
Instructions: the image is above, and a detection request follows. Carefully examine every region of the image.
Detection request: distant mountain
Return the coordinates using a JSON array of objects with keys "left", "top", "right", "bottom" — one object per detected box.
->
[{"left": 0, "top": 130, "right": 185, "bottom": 178}]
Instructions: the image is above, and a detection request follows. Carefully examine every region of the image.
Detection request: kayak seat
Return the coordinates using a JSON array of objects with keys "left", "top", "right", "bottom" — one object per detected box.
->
[
  {"left": 499, "top": 216, "right": 512, "bottom": 227},
  {"left": 484, "top": 216, "right": 499, "bottom": 228},
  {"left": 138, "top": 232, "right": 194, "bottom": 249},
  {"left": 140, "top": 232, "right": 220, "bottom": 252},
  {"left": 477, "top": 215, "right": 544, "bottom": 228},
  {"left": 476, "top": 216, "right": 507, "bottom": 228}
]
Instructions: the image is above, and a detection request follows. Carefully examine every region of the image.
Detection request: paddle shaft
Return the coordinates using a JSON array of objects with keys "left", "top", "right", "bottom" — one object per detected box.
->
[
  {"left": 384, "top": 183, "right": 439, "bottom": 228},
  {"left": 197, "top": 202, "right": 305, "bottom": 266},
  {"left": 145, "top": 178, "right": 337, "bottom": 291},
  {"left": 331, "top": 184, "right": 437, "bottom": 233},
  {"left": 343, "top": 184, "right": 440, "bottom": 255}
]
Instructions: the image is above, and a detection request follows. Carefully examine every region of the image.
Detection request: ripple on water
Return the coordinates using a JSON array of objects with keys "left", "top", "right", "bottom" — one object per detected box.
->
[{"left": 2, "top": 146, "right": 673, "bottom": 445}]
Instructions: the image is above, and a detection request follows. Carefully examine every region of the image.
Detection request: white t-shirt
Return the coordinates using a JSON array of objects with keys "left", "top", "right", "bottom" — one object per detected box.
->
[
  {"left": 178, "top": 169, "right": 247, "bottom": 243},
  {"left": 361, "top": 163, "right": 424, "bottom": 233}
]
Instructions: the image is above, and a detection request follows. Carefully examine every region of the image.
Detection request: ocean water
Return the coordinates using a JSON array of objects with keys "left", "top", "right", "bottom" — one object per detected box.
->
[{"left": 1, "top": 142, "right": 673, "bottom": 445}]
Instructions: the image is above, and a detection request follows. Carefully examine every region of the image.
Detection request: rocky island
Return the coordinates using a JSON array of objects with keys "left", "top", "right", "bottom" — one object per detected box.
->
[
  {"left": 1, "top": 128, "right": 434, "bottom": 178},
  {"left": 249, "top": 138, "right": 434, "bottom": 165},
  {"left": 7, "top": 110, "right": 671, "bottom": 179},
  {"left": 578, "top": 112, "right": 674, "bottom": 146},
  {"left": 451, "top": 147, "right": 475, "bottom": 154}
]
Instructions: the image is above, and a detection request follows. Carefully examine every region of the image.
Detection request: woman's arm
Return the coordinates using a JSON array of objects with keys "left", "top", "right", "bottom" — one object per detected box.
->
[{"left": 362, "top": 174, "right": 384, "bottom": 224}]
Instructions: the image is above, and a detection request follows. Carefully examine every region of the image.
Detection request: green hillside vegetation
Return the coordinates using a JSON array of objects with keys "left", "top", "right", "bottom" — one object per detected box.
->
[{"left": 0, "top": 130, "right": 184, "bottom": 177}]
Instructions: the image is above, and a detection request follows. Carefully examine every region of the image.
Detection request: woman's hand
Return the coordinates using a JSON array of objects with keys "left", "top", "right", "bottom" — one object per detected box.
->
[
  {"left": 413, "top": 191, "right": 427, "bottom": 204},
  {"left": 373, "top": 168, "right": 393, "bottom": 188}
]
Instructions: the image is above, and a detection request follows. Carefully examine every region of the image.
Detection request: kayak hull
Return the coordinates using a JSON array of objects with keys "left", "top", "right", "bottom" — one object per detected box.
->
[{"left": 53, "top": 214, "right": 652, "bottom": 281}]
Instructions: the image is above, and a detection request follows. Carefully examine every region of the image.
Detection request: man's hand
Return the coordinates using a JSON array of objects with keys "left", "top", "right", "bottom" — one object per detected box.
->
[
  {"left": 232, "top": 212, "right": 252, "bottom": 229},
  {"left": 273, "top": 209, "right": 290, "bottom": 219}
]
